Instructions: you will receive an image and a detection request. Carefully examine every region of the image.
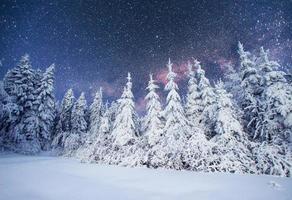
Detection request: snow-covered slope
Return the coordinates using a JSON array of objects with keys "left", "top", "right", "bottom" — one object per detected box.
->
[{"left": 0, "top": 153, "right": 291, "bottom": 200}]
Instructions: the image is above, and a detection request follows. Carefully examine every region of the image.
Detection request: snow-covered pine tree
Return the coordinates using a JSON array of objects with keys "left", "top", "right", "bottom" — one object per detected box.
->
[
  {"left": 34, "top": 64, "right": 56, "bottom": 149},
  {"left": 0, "top": 81, "right": 19, "bottom": 144},
  {"left": 209, "top": 81, "right": 255, "bottom": 173},
  {"left": 107, "top": 73, "right": 144, "bottom": 167},
  {"left": 3, "top": 54, "right": 42, "bottom": 153},
  {"left": 64, "top": 92, "right": 88, "bottom": 154},
  {"left": 0, "top": 81, "right": 19, "bottom": 149},
  {"left": 252, "top": 47, "right": 292, "bottom": 176},
  {"left": 197, "top": 62, "right": 216, "bottom": 110},
  {"left": 84, "top": 106, "right": 111, "bottom": 163},
  {"left": 3, "top": 55, "right": 32, "bottom": 133},
  {"left": 179, "top": 60, "right": 214, "bottom": 171},
  {"left": 52, "top": 88, "right": 75, "bottom": 150},
  {"left": 112, "top": 73, "right": 138, "bottom": 146},
  {"left": 88, "top": 87, "right": 103, "bottom": 139},
  {"left": 196, "top": 61, "right": 217, "bottom": 139},
  {"left": 150, "top": 59, "right": 190, "bottom": 169},
  {"left": 78, "top": 101, "right": 115, "bottom": 163},
  {"left": 59, "top": 89, "right": 75, "bottom": 132},
  {"left": 238, "top": 42, "right": 263, "bottom": 140},
  {"left": 76, "top": 88, "right": 103, "bottom": 161},
  {"left": 143, "top": 74, "right": 163, "bottom": 147},
  {"left": 185, "top": 60, "right": 202, "bottom": 127},
  {"left": 255, "top": 47, "right": 292, "bottom": 142}
]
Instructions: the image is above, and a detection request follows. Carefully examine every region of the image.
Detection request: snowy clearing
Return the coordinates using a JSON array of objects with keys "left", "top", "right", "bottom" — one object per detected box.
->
[{"left": 0, "top": 153, "right": 291, "bottom": 200}]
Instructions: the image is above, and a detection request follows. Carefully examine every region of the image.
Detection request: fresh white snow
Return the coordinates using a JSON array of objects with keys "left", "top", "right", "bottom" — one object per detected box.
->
[{"left": 0, "top": 153, "right": 291, "bottom": 200}]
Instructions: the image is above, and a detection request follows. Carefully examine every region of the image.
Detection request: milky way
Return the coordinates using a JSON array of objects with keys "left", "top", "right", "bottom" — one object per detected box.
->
[{"left": 0, "top": 0, "right": 291, "bottom": 112}]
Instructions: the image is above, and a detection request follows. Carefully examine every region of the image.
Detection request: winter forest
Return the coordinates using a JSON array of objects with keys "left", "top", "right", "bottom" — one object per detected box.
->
[{"left": 0, "top": 42, "right": 292, "bottom": 177}]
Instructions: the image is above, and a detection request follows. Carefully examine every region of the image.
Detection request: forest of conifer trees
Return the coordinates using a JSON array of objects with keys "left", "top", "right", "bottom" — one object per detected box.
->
[{"left": 1, "top": 43, "right": 291, "bottom": 177}]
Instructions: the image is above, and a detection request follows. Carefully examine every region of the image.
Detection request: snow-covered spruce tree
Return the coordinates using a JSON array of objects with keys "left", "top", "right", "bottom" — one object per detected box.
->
[
  {"left": 76, "top": 88, "right": 103, "bottom": 160},
  {"left": 197, "top": 62, "right": 216, "bottom": 110},
  {"left": 3, "top": 54, "right": 42, "bottom": 153},
  {"left": 82, "top": 100, "right": 118, "bottom": 163},
  {"left": 196, "top": 61, "right": 217, "bottom": 139},
  {"left": 108, "top": 73, "right": 144, "bottom": 166},
  {"left": 252, "top": 47, "right": 292, "bottom": 176},
  {"left": 0, "top": 81, "right": 18, "bottom": 149},
  {"left": 185, "top": 60, "right": 202, "bottom": 127},
  {"left": 88, "top": 87, "right": 103, "bottom": 140},
  {"left": 255, "top": 47, "right": 292, "bottom": 142},
  {"left": 142, "top": 74, "right": 165, "bottom": 167},
  {"left": 112, "top": 73, "right": 138, "bottom": 146},
  {"left": 178, "top": 60, "right": 215, "bottom": 171},
  {"left": 64, "top": 92, "right": 88, "bottom": 155},
  {"left": 150, "top": 59, "right": 190, "bottom": 170},
  {"left": 52, "top": 88, "right": 75, "bottom": 150},
  {"left": 34, "top": 64, "right": 56, "bottom": 149},
  {"left": 0, "top": 81, "right": 19, "bottom": 148},
  {"left": 236, "top": 43, "right": 292, "bottom": 176},
  {"left": 143, "top": 74, "right": 164, "bottom": 147},
  {"left": 3, "top": 55, "right": 31, "bottom": 136},
  {"left": 238, "top": 42, "right": 263, "bottom": 140},
  {"left": 209, "top": 81, "right": 255, "bottom": 173},
  {"left": 84, "top": 107, "right": 112, "bottom": 163}
]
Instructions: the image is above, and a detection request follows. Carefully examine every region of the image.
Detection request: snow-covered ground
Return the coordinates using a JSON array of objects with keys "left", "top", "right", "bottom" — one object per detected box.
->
[{"left": 0, "top": 153, "right": 291, "bottom": 200}]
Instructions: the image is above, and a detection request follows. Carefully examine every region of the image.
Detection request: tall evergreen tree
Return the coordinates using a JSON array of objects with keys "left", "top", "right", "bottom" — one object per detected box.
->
[
  {"left": 197, "top": 63, "right": 216, "bottom": 110},
  {"left": 64, "top": 92, "right": 88, "bottom": 154},
  {"left": 238, "top": 42, "right": 262, "bottom": 140},
  {"left": 83, "top": 106, "right": 111, "bottom": 163},
  {"left": 150, "top": 59, "right": 189, "bottom": 169},
  {"left": 3, "top": 54, "right": 42, "bottom": 153},
  {"left": 256, "top": 47, "right": 292, "bottom": 142},
  {"left": 76, "top": 88, "right": 103, "bottom": 160},
  {"left": 185, "top": 60, "right": 201, "bottom": 127},
  {"left": 112, "top": 73, "right": 137, "bottom": 146},
  {"left": 34, "top": 64, "right": 56, "bottom": 149},
  {"left": 105, "top": 73, "right": 146, "bottom": 167},
  {"left": 210, "top": 81, "right": 255, "bottom": 173},
  {"left": 252, "top": 47, "right": 292, "bottom": 176},
  {"left": 89, "top": 87, "right": 103, "bottom": 137},
  {"left": 0, "top": 81, "right": 19, "bottom": 148},
  {"left": 196, "top": 62, "right": 217, "bottom": 138},
  {"left": 71, "top": 92, "right": 88, "bottom": 134},
  {"left": 52, "top": 88, "right": 75, "bottom": 149},
  {"left": 143, "top": 74, "right": 163, "bottom": 146},
  {"left": 183, "top": 60, "right": 214, "bottom": 171},
  {"left": 164, "top": 59, "right": 189, "bottom": 136},
  {"left": 59, "top": 89, "right": 75, "bottom": 132}
]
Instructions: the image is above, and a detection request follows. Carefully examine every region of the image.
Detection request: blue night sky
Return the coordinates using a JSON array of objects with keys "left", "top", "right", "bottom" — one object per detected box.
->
[{"left": 0, "top": 0, "right": 291, "bottom": 111}]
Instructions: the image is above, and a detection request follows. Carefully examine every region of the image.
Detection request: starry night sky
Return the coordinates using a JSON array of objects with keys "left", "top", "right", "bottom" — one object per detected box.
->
[{"left": 0, "top": 0, "right": 291, "bottom": 112}]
